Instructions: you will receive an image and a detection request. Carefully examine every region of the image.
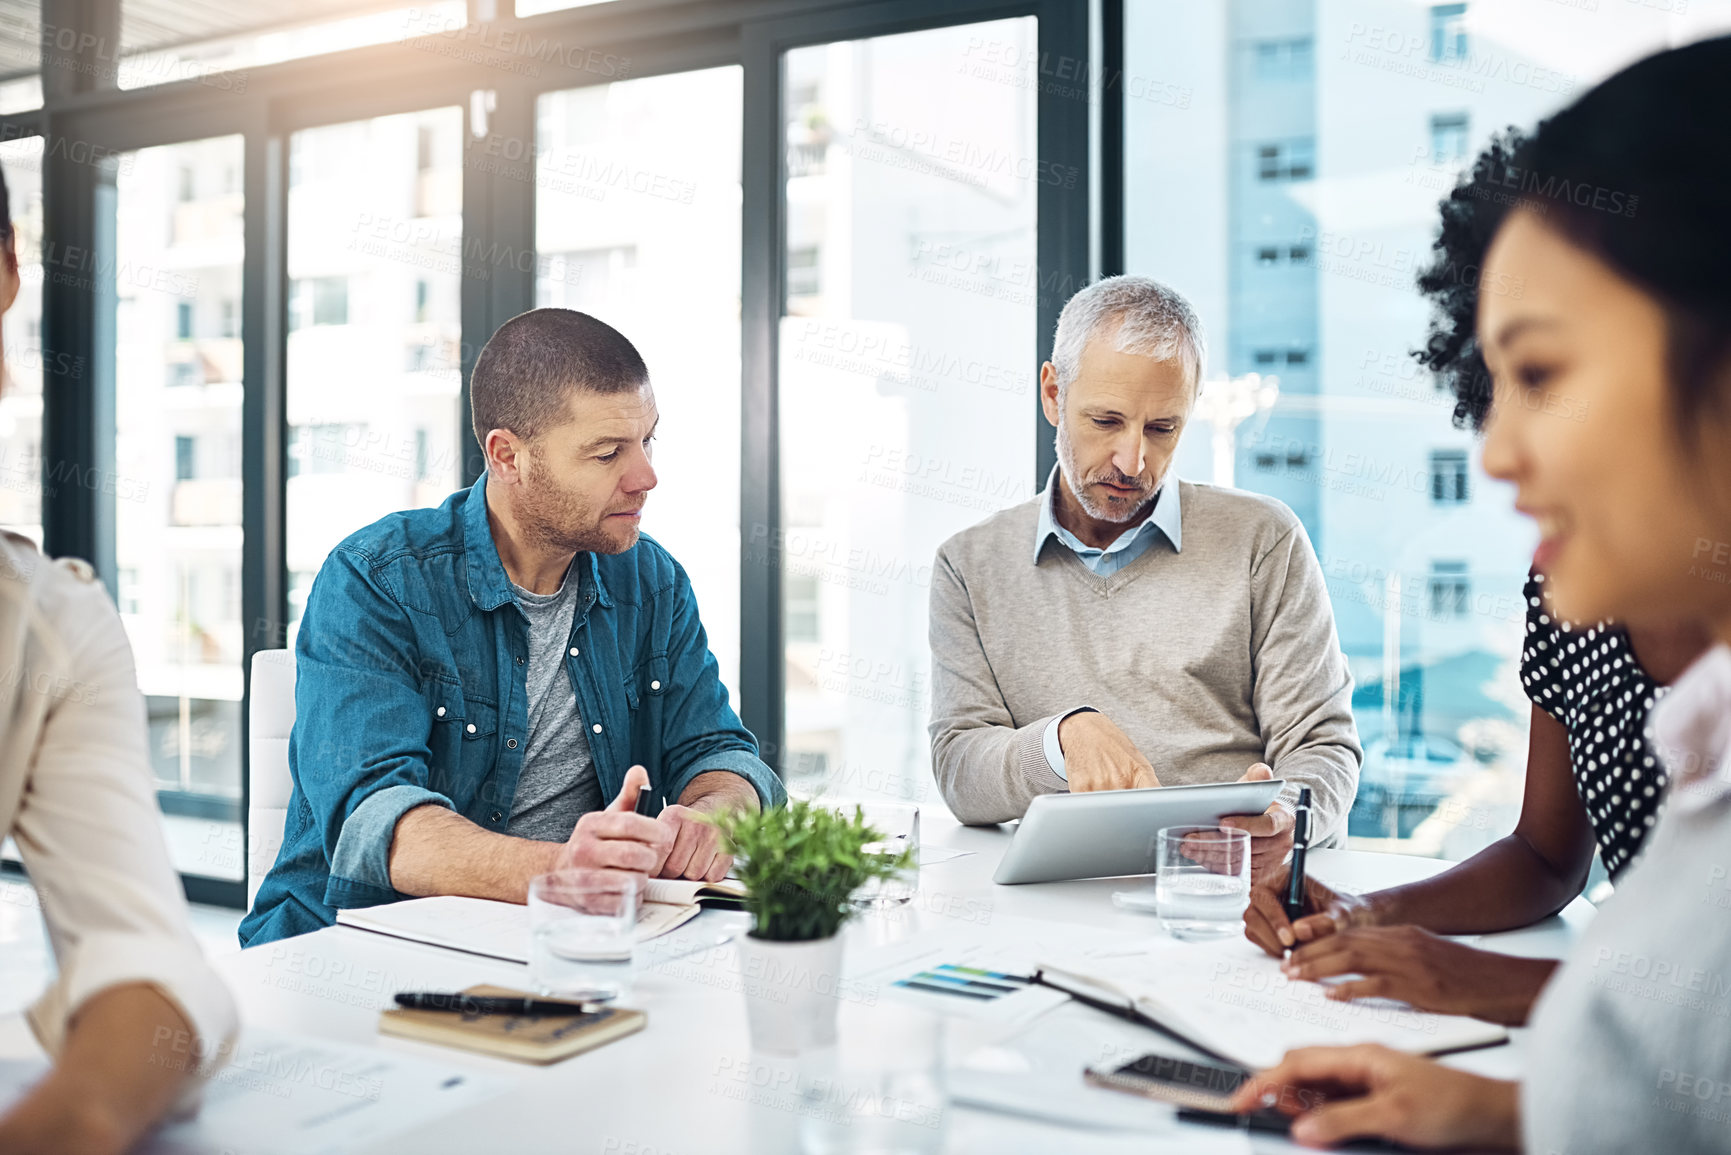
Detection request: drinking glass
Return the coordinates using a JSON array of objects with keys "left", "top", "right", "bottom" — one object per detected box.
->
[
  {"left": 847, "top": 803, "right": 919, "bottom": 909},
  {"left": 1154, "top": 826, "right": 1250, "bottom": 941},
  {"left": 799, "top": 1002, "right": 946, "bottom": 1155},
  {"left": 527, "top": 869, "right": 639, "bottom": 999}
]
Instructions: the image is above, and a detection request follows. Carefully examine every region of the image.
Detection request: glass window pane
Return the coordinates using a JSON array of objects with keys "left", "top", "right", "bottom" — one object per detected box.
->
[
  {"left": 286, "top": 107, "right": 464, "bottom": 637},
  {"left": 115, "top": 135, "right": 246, "bottom": 880},
  {"left": 0, "top": 136, "right": 44, "bottom": 542},
  {"left": 781, "top": 19, "right": 1038, "bottom": 801},
  {"left": 534, "top": 66, "right": 743, "bottom": 699},
  {"left": 1125, "top": 3, "right": 1731, "bottom": 860},
  {"left": 515, "top": 0, "right": 617, "bottom": 16},
  {"left": 0, "top": 0, "right": 39, "bottom": 113},
  {"left": 117, "top": 2, "right": 466, "bottom": 91}
]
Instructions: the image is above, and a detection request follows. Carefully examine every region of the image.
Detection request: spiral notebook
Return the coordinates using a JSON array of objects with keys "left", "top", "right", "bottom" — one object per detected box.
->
[{"left": 1035, "top": 937, "right": 1507, "bottom": 1071}]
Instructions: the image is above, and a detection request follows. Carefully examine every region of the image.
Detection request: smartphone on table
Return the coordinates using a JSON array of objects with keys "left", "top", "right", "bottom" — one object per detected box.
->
[{"left": 1083, "top": 1052, "right": 1290, "bottom": 1133}]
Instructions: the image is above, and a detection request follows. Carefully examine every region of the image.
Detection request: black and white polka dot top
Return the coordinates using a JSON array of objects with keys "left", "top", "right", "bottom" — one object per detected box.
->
[{"left": 1519, "top": 570, "right": 1668, "bottom": 878}]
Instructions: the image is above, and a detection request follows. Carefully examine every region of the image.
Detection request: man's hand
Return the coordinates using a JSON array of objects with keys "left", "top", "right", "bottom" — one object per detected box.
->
[
  {"left": 1244, "top": 862, "right": 1373, "bottom": 955},
  {"left": 656, "top": 804, "right": 729, "bottom": 882},
  {"left": 554, "top": 765, "right": 673, "bottom": 877},
  {"left": 1279, "top": 927, "right": 1557, "bottom": 1026},
  {"left": 654, "top": 769, "right": 761, "bottom": 882},
  {"left": 1218, "top": 764, "right": 1293, "bottom": 881},
  {"left": 1059, "top": 711, "right": 1160, "bottom": 792},
  {"left": 1227, "top": 1045, "right": 1520, "bottom": 1151}
]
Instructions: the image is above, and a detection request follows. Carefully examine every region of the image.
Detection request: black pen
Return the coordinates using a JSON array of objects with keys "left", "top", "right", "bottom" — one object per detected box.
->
[
  {"left": 634, "top": 784, "right": 655, "bottom": 816},
  {"left": 394, "top": 992, "right": 596, "bottom": 1016},
  {"left": 1282, "top": 786, "right": 1312, "bottom": 961}
]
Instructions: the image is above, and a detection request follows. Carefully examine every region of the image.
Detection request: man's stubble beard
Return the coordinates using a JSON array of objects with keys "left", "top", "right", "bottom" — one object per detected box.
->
[
  {"left": 1054, "top": 415, "right": 1157, "bottom": 525},
  {"left": 516, "top": 461, "right": 636, "bottom": 556}
]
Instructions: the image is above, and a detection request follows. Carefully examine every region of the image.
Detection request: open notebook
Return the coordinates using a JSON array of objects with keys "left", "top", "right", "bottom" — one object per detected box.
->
[
  {"left": 1037, "top": 937, "right": 1507, "bottom": 1071},
  {"left": 335, "top": 878, "right": 746, "bottom": 964}
]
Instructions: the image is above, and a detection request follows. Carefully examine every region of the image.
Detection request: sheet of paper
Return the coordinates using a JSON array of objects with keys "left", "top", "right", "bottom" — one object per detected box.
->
[
  {"left": 1050, "top": 936, "right": 1507, "bottom": 1070},
  {"left": 336, "top": 894, "right": 701, "bottom": 964},
  {"left": 0, "top": 1030, "right": 510, "bottom": 1155}
]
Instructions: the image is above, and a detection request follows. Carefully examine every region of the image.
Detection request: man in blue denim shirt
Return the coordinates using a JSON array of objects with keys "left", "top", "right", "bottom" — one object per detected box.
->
[{"left": 241, "top": 310, "right": 783, "bottom": 946}]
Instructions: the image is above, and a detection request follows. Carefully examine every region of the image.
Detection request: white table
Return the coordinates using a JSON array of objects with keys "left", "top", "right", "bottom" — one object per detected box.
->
[{"left": 34, "top": 815, "right": 1599, "bottom": 1153}]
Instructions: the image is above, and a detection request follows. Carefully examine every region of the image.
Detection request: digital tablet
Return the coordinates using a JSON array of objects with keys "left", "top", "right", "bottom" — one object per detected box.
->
[{"left": 991, "top": 778, "right": 1286, "bottom": 885}]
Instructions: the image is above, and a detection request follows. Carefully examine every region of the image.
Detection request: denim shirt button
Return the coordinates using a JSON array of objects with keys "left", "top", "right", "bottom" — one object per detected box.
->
[
  {"left": 569, "top": 647, "right": 580, "bottom": 658},
  {"left": 592, "top": 723, "right": 603, "bottom": 734},
  {"left": 489, "top": 810, "right": 502, "bottom": 824},
  {"left": 507, "top": 738, "right": 518, "bottom": 748},
  {"left": 466, "top": 723, "right": 476, "bottom": 734},
  {"left": 436, "top": 706, "right": 446, "bottom": 717},
  {"left": 651, "top": 680, "right": 661, "bottom": 691}
]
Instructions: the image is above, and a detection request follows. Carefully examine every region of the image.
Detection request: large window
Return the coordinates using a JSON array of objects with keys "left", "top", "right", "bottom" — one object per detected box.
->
[
  {"left": 285, "top": 107, "right": 464, "bottom": 636},
  {"left": 779, "top": 19, "right": 1038, "bottom": 800},
  {"left": 1124, "top": 1, "right": 1731, "bottom": 862},
  {"left": 116, "top": 2, "right": 467, "bottom": 92},
  {"left": 0, "top": 136, "right": 43, "bottom": 543},
  {"left": 535, "top": 67, "right": 744, "bottom": 699},
  {"left": 114, "top": 135, "right": 247, "bottom": 881}
]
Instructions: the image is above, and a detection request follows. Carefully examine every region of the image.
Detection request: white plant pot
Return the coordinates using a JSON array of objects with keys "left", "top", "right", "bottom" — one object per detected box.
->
[{"left": 736, "top": 932, "right": 844, "bottom": 1055}]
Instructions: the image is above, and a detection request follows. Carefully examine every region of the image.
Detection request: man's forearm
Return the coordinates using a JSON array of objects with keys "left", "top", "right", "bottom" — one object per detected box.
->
[
  {"left": 387, "top": 804, "right": 558, "bottom": 901},
  {"left": 678, "top": 770, "right": 762, "bottom": 815},
  {"left": 0, "top": 985, "right": 196, "bottom": 1155}
]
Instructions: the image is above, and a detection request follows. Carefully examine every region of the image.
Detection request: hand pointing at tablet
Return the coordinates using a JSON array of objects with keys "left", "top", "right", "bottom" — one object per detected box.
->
[{"left": 1057, "top": 710, "right": 1161, "bottom": 792}]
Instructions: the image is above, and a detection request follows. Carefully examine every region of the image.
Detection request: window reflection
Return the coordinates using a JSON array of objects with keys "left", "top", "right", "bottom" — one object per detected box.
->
[
  {"left": 115, "top": 135, "right": 247, "bottom": 880},
  {"left": 285, "top": 107, "right": 464, "bottom": 636}
]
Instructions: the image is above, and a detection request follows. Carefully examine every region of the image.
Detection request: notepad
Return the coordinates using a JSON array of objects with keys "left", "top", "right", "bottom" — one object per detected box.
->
[
  {"left": 336, "top": 878, "right": 747, "bottom": 964},
  {"left": 378, "top": 984, "right": 646, "bottom": 1064},
  {"left": 1036, "top": 937, "right": 1508, "bottom": 1071}
]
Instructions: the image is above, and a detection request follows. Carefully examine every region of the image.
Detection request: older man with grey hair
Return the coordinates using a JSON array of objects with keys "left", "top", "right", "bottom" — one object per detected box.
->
[{"left": 928, "top": 275, "right": 1360, "bottom": 875}]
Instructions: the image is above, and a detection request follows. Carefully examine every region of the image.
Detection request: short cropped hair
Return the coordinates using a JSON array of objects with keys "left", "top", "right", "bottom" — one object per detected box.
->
[
  {"left": 1051, "top": 275, "right": 1206, "bottom": 397},
  {"left": 469, "top": 308, "right": 649, "bottom": 447}
]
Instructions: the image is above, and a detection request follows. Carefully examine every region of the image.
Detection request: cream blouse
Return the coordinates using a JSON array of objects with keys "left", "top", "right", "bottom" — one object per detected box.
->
[{"left": 0, "top": 530, "right": 235, "bottom": 1084}]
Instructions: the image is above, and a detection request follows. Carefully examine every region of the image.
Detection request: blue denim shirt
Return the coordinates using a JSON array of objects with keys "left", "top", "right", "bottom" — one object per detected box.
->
[{"left": 239, "top": 478, "right": 783, "bottom": 946}]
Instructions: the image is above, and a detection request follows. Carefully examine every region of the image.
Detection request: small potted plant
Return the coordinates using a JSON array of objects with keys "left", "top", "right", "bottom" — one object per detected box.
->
[{"left": 709, "top": 798, "right": 913, "bottom": 1054}]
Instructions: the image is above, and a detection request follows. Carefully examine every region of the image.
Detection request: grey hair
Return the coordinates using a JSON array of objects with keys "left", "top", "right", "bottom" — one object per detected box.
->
[{"left": 1051, "top": 275, "right": 1205, "bottom": 396}]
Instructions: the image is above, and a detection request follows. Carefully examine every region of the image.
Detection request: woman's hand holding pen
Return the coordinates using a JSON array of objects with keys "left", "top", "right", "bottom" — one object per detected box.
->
[
  {"left": 1242, "top": 868, "right": 1374, "bottom": 956},
  {"left": 1244, "top": 871, "right": 1557, "bottom": 1024}
]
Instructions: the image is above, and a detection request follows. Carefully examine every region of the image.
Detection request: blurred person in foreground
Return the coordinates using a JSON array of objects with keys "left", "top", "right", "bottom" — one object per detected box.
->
[{"left": 0, "top": 164, "right": 237, "bottom": 1152}]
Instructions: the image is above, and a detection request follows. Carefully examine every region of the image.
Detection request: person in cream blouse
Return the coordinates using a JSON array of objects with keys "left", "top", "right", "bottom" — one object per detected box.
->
[{"left": 0, "top": 533, "right": 238, "bottom": 1147}]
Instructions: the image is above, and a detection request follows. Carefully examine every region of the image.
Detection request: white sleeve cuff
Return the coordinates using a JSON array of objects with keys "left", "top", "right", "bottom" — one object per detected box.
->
[
  {"left": 28, "top": 929, "right": 239, "bottom": 1088},
  {"left": 1042, "top": 716, "right": 1067, "bottom": 781},
  {"left": 1043, "top": 707, "right": 1097, "bottom": 783}
]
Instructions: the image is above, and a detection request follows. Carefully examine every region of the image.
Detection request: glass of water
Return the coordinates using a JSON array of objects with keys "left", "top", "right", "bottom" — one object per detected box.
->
[
  {"left": 800, "top": 1001, "right": 946, "bottom": 1155},
  {"left": 1154, "top": 826, "right": 1250, "bottom": 942},
  {"left": 847, "top": 803, "right": 919, "bottom": 909},
  {"left": 528, "top": 869, "right": 639, "bottom": 1000}
]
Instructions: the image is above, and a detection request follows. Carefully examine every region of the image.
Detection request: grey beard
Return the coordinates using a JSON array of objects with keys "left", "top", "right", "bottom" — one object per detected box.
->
[{"left": 1054, "top": 420, "right": 1154, "bottom": 524}]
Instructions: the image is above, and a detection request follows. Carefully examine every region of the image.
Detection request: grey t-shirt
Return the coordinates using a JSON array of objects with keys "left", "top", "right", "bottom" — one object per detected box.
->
[{"left": 506, "top": 561, "right": 604, "bottom": 841}]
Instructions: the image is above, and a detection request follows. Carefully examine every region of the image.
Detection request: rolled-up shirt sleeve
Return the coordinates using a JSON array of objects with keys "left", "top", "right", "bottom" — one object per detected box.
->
[
  {"left": 294, "top": 547, "right": 454, "bottom": 907},
  {"left": 12, "top": 580, "right": 237, "bottom": 1091}
]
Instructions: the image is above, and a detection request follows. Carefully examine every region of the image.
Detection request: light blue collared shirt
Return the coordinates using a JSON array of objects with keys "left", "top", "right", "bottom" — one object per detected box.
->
[
  {"left": 1032, "top": 465, "right": 1182, "bottom": 577},
  {"left": 1034, "top": 466, "right": 1182, "bottom": 779}
]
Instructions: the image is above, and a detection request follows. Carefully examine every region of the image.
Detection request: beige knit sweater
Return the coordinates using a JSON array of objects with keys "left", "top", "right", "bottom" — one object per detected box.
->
[{"left": 927, "top": 479, "right": 1361, "bottom": 842}]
